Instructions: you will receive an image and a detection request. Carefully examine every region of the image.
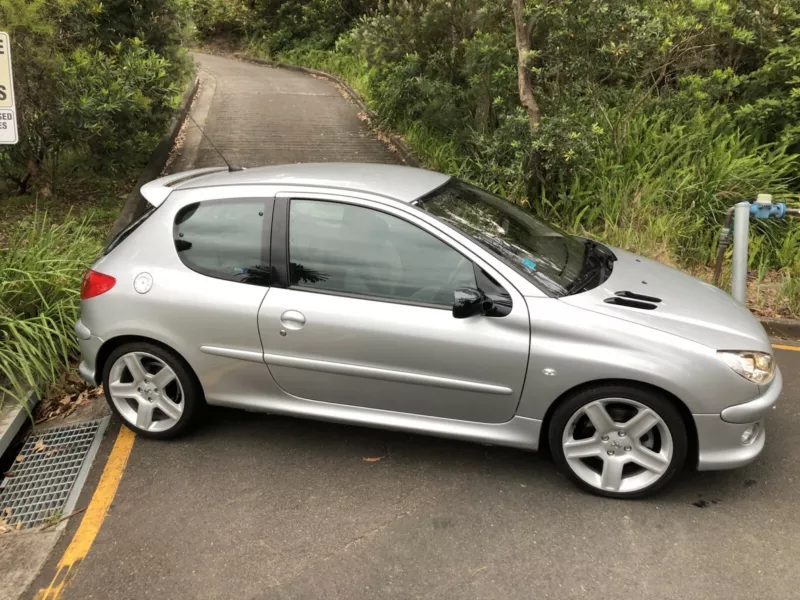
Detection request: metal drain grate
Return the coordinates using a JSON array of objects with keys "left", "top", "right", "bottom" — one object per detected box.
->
[{"left": 0, "top": 418, "right": 109, "bottom": 529}]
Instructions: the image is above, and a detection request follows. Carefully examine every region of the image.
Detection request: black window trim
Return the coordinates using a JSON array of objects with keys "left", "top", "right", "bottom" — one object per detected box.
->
[
  {"left": 172, "top": 196, "right": 274, "bottom": 287},
  {"left": 272, "top": 195, "right": 512, "bottom": 312}
]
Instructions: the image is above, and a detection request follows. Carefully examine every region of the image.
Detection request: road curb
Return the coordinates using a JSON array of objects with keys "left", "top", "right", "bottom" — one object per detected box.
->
[
  {"left": 235, "top": 54, "right": 420, "bottom": 168},
  {"left": 106, "top": 75, "right": 200, "bottom": 242},
  {"left": 760, "top": 318, "right": 800, "bottom": 342},
  {"left": 0, "top": 389, "right": 39, "bottom": 463}
]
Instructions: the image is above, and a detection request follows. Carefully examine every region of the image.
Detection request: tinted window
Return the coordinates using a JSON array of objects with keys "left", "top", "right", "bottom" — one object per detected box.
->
[
  {"left": 174, "top": 200, "right": 270, "bottom": 286},
  {"left": 289, "top": 200, "right": 475, "bottom": 306}
]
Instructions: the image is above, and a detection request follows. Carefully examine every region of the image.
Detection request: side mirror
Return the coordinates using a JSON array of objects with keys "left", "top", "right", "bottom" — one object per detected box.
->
[{"left": 453, "top": 287, "right": 493, "bottom": 319}]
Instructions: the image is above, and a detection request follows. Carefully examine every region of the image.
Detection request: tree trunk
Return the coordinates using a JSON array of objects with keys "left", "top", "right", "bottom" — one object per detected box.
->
[{"left": 512, "top": 0, "right": 541, "bottom": 136}]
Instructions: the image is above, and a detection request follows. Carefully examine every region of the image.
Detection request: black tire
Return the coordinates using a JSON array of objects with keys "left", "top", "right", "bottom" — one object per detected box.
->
[
  {"left": 102, "top": 342, "right": 203, "bottom": 439},
  {"left": 548, "top": 384, "right": 688, "bottom": 499}
]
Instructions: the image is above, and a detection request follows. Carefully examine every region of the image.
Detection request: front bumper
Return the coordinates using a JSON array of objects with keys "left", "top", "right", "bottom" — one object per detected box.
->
[
  {"left": 694, "top": 415, "right": 765, "bottom": 470},
  {"left": 75, "top": 319, "right": 102, "bottom": 387},
  {"left": 694, "top": 368, "right": 781, "bottom": 471},
  {"left": 721, "top": 368, "right": 782, "bottom": 423}
]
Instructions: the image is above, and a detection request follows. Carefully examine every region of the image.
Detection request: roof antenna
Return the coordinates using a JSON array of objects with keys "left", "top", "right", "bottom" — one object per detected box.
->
[{"left": 186, "top": 113, "right": 243, "bottom": 172}]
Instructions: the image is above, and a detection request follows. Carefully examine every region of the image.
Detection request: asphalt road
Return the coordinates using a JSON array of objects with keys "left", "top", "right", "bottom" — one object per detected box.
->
[
  {"left": 27, "top": 348, "right": 800, "bottom": 600},
  {"left": 25, "top": 54, "right": 800, "bottom": 600}
]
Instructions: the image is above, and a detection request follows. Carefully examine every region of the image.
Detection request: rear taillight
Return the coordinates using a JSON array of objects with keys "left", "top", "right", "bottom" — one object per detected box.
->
[{"left": 81, "top": 270, "right": 116, "bottom": 300}]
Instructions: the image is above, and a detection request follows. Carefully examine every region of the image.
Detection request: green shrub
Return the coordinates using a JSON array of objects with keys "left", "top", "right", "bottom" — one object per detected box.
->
[
  {"left": 0, "top": 0, "right": 191, "bottom": 193},
  {"left": 60, "top": 39, "right": 184, "bottom": 168},
  {"left": 191, "top": 0, "right": 252, "bottom": 39},
  {"left": 0, "top": 214, "right": 102, "bottom": 410}
]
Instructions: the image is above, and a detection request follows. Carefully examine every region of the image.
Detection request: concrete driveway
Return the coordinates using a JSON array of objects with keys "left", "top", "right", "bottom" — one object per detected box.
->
[{"left": 25, "top": 53, "right": 800, "bottom": 600}]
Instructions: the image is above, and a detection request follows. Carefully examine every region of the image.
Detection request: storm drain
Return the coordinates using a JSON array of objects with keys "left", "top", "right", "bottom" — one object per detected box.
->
[{"left": 0, "top": 417, "right": 109, "bottom": 529}]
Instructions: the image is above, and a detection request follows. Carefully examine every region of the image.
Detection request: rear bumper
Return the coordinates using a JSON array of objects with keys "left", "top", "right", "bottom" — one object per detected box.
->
[{"left": 75, "top": 319, "right": 102, "bottom": 387}]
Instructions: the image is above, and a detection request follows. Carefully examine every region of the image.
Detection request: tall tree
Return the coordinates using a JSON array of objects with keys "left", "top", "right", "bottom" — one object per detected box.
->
[{"left": 512, "top": 0, "right": 540, "bottom": 136}]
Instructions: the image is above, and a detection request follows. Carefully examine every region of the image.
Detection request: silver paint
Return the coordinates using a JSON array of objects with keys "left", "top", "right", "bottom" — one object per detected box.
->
[{"left": 78, "top": 163, "right": 782, "bottom": 482}]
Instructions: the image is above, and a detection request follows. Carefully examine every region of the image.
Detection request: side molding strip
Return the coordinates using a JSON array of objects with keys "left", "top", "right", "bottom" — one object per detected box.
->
[
  {"left": 199, "top": 345, "right": 513, "bottom": 395},
  {"left": 263, "top": 352, "right": 513, "bottom": 395}
]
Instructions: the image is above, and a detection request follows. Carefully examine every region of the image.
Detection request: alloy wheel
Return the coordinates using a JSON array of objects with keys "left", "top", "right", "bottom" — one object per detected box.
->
[
  {"left": 561, "top": 398, "right": 674, "bottom": 494},
  {"left": 108, "top": 351, "right": 185, "bottom": 433}
]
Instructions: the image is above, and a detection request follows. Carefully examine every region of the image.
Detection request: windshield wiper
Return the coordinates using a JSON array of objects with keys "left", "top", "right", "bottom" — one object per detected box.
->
[{"left": 473, "top": 233, "right": 519, "bottom": 260}]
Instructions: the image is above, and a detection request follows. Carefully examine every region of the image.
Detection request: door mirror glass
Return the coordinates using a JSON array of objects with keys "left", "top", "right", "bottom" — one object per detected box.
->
[{"left": 452, "top": 287, "right": 493, "bottom": 319}]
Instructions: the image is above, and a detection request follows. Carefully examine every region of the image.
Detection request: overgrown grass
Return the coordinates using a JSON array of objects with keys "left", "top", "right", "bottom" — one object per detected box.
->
[
  {"left": 0, "top": 214, "right": 103, "bottom": 411},
  {"left": 549, "top": 110, "right": 800, "bottom": 269}
]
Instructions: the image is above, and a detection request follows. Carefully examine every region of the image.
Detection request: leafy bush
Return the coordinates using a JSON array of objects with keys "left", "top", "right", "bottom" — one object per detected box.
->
[
  {"left": 0, "top": 0, "right": 191, "bottom": 192},
  {"left": 0, "top": 215, "right": 102, "bottom": 410},
  {"left": 191, "top": 0, "right": 252, "bottom": 38},
  {"left": 60, "top": 40, "right": 184, "bottom": 167}
]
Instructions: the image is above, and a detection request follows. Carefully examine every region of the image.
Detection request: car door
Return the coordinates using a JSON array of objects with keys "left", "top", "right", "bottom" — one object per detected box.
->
[{"left": 257, "top": 193, "right": 530, "bottom": 423}]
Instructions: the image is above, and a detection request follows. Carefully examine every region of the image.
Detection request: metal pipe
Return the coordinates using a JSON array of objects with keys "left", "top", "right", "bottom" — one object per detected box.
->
[
  {"left": 712, "top": 206, "right": 737, "bottom": 286},
  {"left": 731, "top": 201, "right": 751, "bottom": 304}
]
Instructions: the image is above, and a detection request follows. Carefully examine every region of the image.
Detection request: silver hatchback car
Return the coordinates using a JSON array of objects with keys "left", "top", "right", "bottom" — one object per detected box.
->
[{"left": 76, "top": 164, "right": 781, "bottom": 498}]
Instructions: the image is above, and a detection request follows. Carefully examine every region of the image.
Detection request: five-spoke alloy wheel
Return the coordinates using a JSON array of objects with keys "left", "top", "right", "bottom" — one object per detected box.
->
[
  {"left": 549, "top": 385, "right": 688, "bottom": 498},
  {"left": 103, "top": 342, "right": 201, "bottom": 438}
]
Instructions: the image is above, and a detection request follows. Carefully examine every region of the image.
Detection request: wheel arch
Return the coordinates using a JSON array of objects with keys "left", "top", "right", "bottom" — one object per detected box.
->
[
  {"left": 539, "top": 378, "right": 698, "bottom": 466},
  {"left": 95, "top": 335, "right": 205, "bottom": 400}
]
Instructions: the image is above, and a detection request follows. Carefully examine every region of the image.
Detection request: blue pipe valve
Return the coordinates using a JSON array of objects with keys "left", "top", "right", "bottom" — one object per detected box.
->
[{"left": 750, "top": 201, "right": 786, "bottom": 219}]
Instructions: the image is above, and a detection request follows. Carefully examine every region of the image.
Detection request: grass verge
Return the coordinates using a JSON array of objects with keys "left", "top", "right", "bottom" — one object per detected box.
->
[{"left": 0, "top": 213, "right": 103, "bottom": 412}]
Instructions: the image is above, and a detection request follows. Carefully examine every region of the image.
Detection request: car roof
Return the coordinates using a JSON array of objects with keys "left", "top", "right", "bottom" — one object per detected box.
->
[{"left": 167, "top": 163, "right": 451, "bottom": 204}]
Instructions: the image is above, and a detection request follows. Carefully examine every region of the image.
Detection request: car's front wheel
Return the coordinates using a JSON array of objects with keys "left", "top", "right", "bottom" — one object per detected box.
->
[
  {"left": 102, "top": 342, "right": 202, "bottom": 439},
  {"left": 549, "top": 384, "right": 688, "bottom": 498}
]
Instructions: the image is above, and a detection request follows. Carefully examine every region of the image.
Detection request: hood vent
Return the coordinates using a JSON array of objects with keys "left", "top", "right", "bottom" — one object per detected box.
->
[
  {"left": 604, "top": 296, "right": 658, "bottom": 310},
  {"left": 614, "top": 290, "right": 662, "bottom": 303}
]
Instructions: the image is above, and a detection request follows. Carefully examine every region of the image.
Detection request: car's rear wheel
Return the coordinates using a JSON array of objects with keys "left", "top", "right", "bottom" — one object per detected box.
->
[
  {"left": 102, "top": 342, "right": 202, "bottom": 439},
  {"left": 549, "top": 384, "right": 688, "bottom": 498}
]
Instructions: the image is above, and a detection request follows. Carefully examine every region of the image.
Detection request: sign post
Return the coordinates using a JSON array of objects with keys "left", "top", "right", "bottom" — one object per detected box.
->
[{"left": 0, "top": 31, "right": 18, "bottom": 145}]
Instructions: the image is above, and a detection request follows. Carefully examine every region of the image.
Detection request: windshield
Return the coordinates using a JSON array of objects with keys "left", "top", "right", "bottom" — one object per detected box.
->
[{"left": 417, "top": 179, "right": 588, "bottom": 296}]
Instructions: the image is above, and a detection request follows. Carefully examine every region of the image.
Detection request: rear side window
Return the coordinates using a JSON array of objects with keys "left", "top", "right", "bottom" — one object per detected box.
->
[{"left": 174, "top": 200, "right": 270, "bottom": 286}]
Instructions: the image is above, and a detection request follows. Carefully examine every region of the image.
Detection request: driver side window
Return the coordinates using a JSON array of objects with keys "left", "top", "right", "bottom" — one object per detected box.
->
[{"left": 289, "top": 199, "right": 476, "bottom": 306}]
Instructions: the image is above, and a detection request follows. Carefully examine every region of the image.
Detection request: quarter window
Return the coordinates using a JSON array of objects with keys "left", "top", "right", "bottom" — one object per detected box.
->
[
  {"left": 288, "top": 200, "right": 476, "bottom": 306},
  {"left": 174, "top": 200, "right": 270, "bottom": 286}
]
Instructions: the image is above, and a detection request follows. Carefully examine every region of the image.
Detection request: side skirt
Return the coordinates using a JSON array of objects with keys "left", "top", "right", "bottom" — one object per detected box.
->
[{"left": 208, "top": 392, "right": 542, "bottom": 451}]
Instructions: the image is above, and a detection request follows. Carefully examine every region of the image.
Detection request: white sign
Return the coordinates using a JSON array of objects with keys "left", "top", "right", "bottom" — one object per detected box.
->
[{"left": 0, "top": 32, "right": 18, "bottom": 144}]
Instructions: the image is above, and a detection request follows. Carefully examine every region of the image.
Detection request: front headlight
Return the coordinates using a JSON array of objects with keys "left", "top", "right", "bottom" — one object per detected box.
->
[{"left": 718, "top": 351, "right": 776, "bottom": 384}]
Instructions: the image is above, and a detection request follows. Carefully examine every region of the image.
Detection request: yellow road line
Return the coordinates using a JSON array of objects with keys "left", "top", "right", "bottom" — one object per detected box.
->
[
  {"left": 773, "top": 344, "right": 800, "bottom": 352},
  {"left": 36, "top": 427, "right": 135, "bottom": 600}
]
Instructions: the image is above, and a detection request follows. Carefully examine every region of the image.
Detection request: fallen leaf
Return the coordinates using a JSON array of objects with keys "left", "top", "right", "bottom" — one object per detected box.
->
[
  {"left": 3, "top": 508, "right": 11, "bottom": 518},
  {"left": 34, "top": 439, "right": 47, "bottom": 453},
  {"left": 59, "top": 395, "right": 73, "bottom": 406},
  {"left": 15, "top": 454, "right": 25, "bottom": 463},
  {"left": 363, "top": 456, "right": 386, "bottom": 463}
]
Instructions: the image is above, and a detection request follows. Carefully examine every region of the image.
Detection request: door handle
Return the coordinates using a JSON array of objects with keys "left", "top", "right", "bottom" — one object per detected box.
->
[{"left": 280, "top": 310, "right": 306, "bottom": 331}]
